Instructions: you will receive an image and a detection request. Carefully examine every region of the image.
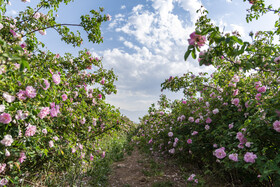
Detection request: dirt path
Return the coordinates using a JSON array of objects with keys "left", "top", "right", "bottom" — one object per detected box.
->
[{"left": 108, "top": 148, "right": 188, "bottom": 187}]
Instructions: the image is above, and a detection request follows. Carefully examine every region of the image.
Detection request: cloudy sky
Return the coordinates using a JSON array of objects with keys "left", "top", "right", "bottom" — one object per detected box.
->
[{"left": 6, "top": 0, "right": 280, "bottom": 122}]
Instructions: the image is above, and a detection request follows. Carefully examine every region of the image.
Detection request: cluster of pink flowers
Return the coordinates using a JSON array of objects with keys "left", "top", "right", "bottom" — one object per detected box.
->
[{"left": 188, "top": 32, "right": 206, "bottom": 48}]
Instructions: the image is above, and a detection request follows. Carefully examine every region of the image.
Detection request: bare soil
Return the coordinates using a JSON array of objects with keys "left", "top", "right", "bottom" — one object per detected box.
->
[{"left": 108, "top": 148, "right": 189, "bottom": 187}]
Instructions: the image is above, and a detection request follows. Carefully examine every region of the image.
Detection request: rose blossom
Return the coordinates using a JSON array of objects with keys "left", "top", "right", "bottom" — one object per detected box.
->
[
  {"left": 232, "top": 98, "right": 240, "bottom": 106},
  {"left": 273, "top": 120, "right": 280, "bottom": 132},
  {"left": 42, "top": 128, "right": 47, "bottom": 134},
  {"left": 168, "top": 132, "right": 173, "bottom": 137},
  {"left": 187, "top": 139, "right": 192, "bottom": 144},
  {"left": 191, "top": 131, "right": 198, "bottom": 135},
  {"left": 255, "top": 93, "right": 261, "bottom": 100},
  {"left": 19, "top": 152, "right": 26, "bottom": 163},
  {"left": 187, "top": 174, "right": 196, "bottom": 181},
  {"left": 213, "top": 108, "right": 219, "bottom": 114},
  {"left": 244, "top": 152, "right": 257, "bottom": 163},
  {"left": 229, "top": 153, "right": 238, "bottom": 162},
  {"left": 38, "top": 107, "right": 50, "bottom": 119},
  {"left": 33, "top": 12, "right": 40, "bottom": 19},
  {"left": 17, "top": 90, "right": 27, "bottom": 100},
  {"left": 0, "top": 113, "right": 12, "bottom": 124},
  {"left": 39, "top": 30, "right": 46, "bottom": 35},
  {"left": 25, "top": 86, "right": 37, "bottom": 98},
  {"left": 5, "top": 149, "right": 10, "bottom": 157},
  {"left": 52, "top": 73, "right": 61, "bottom": 84},
  {"left": 228, "top": 123, "right": 234, "bottom": 129},
  {"left": 62, "top": 94, "right": 67, "bottom": 101},
  {"left": 169, "top": 148, "right": 175, "bottom": 154},
  {"left": 206, "top": 117, "right": 212, "bottom": 124},
  {"left": 232, "top": 74, "right": 240, "bottom": 83},
  {"left": 188, "top": 32, "right": 206, "bottom": 48},
  {"left": 214, "top": 147, "right": 226, "bottom": 159},
  {"left": 3, "top": 92, "right": 15, "bottom": 103},
  {"left": 188, "top": 117, "right": 194, "bottom": 122},
  {"left": 42, "top": 79, "right": 50, "bottom": 90},
  {"left": 257, "top": 86, "right": 266, "bottom": 93},
  {"left": 0, "top": 178, "right": 8, "bottom": 186},
  {"left": 25, "top": 124, "right": 36, "bottom": 137},
  {"left": 49, "top": 140, "right": 54, "bottom": 148},
  {"left": 0, "top": 105, "right": 4, "bottom": 113},
  {"left": 0, "top": 163, "right": 6, "bottom": 174},
  {"left": 233, "top": 89, "right": 239, "bottom": 96}
]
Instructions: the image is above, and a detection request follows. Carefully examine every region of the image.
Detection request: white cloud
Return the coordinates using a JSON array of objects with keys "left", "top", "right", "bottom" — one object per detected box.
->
[
  {"left": 95, "top": 0, "right": 216, "bottom": 121},
  {"left": 226, "top": 0, "right": 232, "bottom": 3},
  {"left": 121, "top": 5, "right": 126, "bottom": 9}
]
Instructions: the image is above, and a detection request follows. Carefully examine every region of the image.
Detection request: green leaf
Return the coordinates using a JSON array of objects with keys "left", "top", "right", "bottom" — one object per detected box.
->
[
  {"left": 184, "top": 50, "right": 192, "bottom": 61},
  {"left": 191, "top": 50, "right": 197, "bottom": 59},
  {"left": 231, "top": 36, "right": 244, "bottom": 45},
  {"left": 19, "top": 59, "right": 30, "bottom": 71}
]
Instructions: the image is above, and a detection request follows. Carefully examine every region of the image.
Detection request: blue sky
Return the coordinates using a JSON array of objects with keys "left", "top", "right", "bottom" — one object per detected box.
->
[{"left": 6, "top": 0, "right": 280, "bottom": 122}]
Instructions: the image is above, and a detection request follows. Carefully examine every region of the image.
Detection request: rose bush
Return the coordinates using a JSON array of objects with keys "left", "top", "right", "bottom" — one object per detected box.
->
[
  {"left": 138, "top": 0, "right": 280, "bottom": 185},
  {"left": 0, "top": 0, "right": 131, "bottom": 185}
]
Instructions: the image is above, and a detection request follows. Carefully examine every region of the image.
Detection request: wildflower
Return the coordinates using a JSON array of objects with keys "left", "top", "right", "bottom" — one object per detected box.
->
[{"left": 187, "top": 139, "right": 192, "bottom": 144}]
